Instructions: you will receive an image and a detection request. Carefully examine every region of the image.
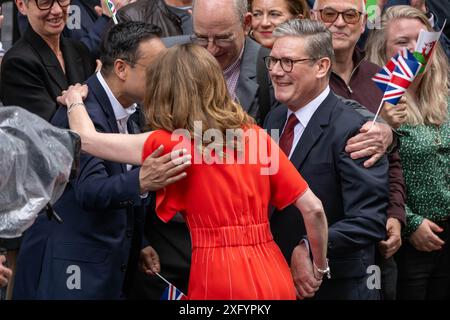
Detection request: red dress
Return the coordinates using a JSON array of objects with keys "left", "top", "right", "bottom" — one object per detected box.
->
[{"left": 142, "top": 125, "right": 308, "bottom": 300}]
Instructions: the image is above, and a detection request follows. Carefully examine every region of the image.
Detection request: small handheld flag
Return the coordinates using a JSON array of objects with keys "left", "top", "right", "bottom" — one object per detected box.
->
[
  {"left": 156, "top": 273, "right": 186, "bottom": 300},
  {"left": 413, "top": 20, "right": 446, "bottom": 73},
  {"left": 105, "top": 0, "right": 118, "bottom": 24},
  {"left": 370, "top": 49, "right": 422, "bottom": 127},
  {"left": 380, "top": 51, "right": 422, "bottom": 105},
  {"left": 372, "top": 48, "right": 411, "bottom": 92}
]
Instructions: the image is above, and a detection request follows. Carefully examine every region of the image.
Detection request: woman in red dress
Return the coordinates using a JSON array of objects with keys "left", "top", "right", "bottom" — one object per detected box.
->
[{"left": 59, "top": 43, "right": 329, "bottom": 300}]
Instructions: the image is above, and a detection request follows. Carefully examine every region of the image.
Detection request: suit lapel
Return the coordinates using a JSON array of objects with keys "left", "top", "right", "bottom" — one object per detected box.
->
[
  {"left": 88, "top": 76, "right": 127, "bottom": 173},
  {"left": 290, "top": 92, "right": 337, "bottom": 169},
  {"left": 61, "top": 37, "right": 86, "bottom": 85},
  {"left": 236, "top": 38, "right": 259, "bottom": 112},
  {"left": 24, "top": 27, "right": 68, "bottom": 91}
]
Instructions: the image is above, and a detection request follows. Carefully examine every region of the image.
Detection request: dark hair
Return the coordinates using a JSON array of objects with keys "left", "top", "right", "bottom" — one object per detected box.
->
[
  {"left": 99, "top": 21, "right": 162, "bottom": 75},
  {"left": 249, "top": 0, "right": 310, "bottom": 18}
]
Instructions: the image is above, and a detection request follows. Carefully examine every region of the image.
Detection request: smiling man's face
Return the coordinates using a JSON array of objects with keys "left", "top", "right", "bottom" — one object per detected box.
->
[{"left": 312, "top": 0, "right": 366, "bottom": 53}]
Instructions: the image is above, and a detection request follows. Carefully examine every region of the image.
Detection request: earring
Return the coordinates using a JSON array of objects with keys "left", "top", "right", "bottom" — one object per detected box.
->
[{"left": 249, "top": 29, "right": 254, "bottom": 38}]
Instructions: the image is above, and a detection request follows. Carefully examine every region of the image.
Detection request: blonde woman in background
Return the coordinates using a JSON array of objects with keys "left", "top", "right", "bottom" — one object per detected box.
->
[{"left": 366, "top": 5, "right": 450, "bottom": 300}]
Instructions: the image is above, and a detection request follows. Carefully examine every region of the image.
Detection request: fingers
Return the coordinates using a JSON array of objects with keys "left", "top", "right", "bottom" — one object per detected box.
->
[
  {"left": 346, "top": 138, "right": 375, "bottom": 154},
  {"left": 149, "top": 145, "right": 165, "bottom": 158},
  {"left": 428, "top": 221, "right": 444, "bottom": 233},
  {"left": 428, "top": 232, "right": 445, "bottom": 247},
  {"left": 0, "top": 275, "right": 8, "bottom": 287},
  {"left": 379, "top": 235, "right": 401, "bottom": 258},
  {"left": 140, "top": 247, "right": 161, "bottom": 276},
  {"left": 161, "top": 164, "right": 190, "bottom": 186},
  {"left": 363, "top": 152, "right": 383, "bottom": 168}
]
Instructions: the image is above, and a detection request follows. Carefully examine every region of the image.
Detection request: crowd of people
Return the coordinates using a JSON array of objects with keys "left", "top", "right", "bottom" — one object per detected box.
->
[{"left": 0, "top": 0, "right": 448, "bottom": 300}]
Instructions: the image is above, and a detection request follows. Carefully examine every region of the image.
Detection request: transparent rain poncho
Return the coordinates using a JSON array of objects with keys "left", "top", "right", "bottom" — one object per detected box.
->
[{"left": 0, "top": 106, "right": 80, "bottom": 238}]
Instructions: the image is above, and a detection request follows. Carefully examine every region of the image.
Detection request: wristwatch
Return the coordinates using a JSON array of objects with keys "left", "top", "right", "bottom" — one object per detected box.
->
[{"left": 313, "top": 259, "right": 331, "bottom": 279}]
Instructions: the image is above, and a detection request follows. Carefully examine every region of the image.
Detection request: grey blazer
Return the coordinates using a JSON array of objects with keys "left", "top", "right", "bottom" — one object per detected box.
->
[{"left": 162, "top": 36, "right": 281, "bottom": 123}]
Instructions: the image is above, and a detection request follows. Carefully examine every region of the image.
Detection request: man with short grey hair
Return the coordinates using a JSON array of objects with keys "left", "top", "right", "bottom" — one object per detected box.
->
[{"left": 266, "top": 19, "right": 388, "bottom": 300}]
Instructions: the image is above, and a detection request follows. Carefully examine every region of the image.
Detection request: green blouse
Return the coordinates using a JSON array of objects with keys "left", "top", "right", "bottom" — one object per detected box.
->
[{"left": 398, "top": 104, "right": 450, "bottom": 237}]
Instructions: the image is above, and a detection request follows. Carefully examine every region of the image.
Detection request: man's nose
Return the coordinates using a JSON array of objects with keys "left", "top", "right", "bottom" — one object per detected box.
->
[
  {"left": 206, "top": 40, "right": 220, "bottom": 55},
  {"left": 333, "top": 13, "right": 347, "bottom": 27},
  {"left": 270, "top": 60, "right": 285, "bottom": 76}
]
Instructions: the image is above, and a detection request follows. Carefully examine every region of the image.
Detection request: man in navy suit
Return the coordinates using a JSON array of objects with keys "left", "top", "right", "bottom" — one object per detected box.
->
[
  {"left": 12, "top": 22, "right": 189, "bottom": 299},
  {"left": 265, "top": 19, "right": 388, "bottom": 299}
]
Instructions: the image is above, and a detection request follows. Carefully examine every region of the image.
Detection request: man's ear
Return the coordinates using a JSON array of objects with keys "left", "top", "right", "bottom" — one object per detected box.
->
[
  {"left": 114, "top": 59, "right": 128, "bottom": 81},
  {"left": 15, "top": 0, "right": 28, "bottom": 16},
  {"left": 315, "top": 57, "right": 332, "bottom": 79},
  {"left": 243, "top": 12, "right": 252, "bottom": 35},
  {"left": 360, "top": 13, "right": 368, "bottom": 35}
]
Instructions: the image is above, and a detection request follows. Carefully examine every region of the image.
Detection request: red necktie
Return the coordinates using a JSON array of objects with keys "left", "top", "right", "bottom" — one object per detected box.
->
[{"left": 279, "top": 113, "right": 299, "bottom": 157}]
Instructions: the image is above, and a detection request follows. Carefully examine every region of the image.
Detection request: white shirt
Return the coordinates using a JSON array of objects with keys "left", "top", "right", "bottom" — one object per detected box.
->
[
  {"left": 283, "top": 86, "right": 330, "bottom": 158},
  {"left": 96, "top": 71, "right": 137, "bottom": 170}
]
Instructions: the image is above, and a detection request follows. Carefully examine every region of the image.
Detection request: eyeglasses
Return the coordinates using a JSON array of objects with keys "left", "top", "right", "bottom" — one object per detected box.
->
[
  {"left": 263, "top": 56, "right": 315, "bottom": 73},
  {"left": 34, "top": 0, "right": 70, "bottom": 10},
  {"left": 314, "top": 7, "right": 363, "bottom": 24},
  {"left": 190, "top": 34, "right": 236, "bottom": 48}
]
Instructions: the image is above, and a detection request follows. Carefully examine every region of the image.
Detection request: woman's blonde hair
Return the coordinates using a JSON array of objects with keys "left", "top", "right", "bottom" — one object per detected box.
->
[
  {"left": 365, "top": 5, "right": 449, "bottom": 126},
  {"left": 143, "top": 43, "right": 254, "bottom": 151}
]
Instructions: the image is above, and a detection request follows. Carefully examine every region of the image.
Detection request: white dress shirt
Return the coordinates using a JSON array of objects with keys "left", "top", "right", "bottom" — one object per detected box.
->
[
  {"left": 96, "top": 71, "right": 137, "bottom": 170},
  {"left": 282, "top": 86, "right": 330, "bottom": 158}
]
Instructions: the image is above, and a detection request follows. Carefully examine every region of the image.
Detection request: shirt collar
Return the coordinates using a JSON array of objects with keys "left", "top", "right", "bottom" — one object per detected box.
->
[
  {"left": 223, "top": 46, "right": 245, "bottom": 78},
  {"left": 96, "top": 71, "right": 136, "bottom": 122},
  {"left": 287, "top": 86, "right": 330, "bottom": 128}
]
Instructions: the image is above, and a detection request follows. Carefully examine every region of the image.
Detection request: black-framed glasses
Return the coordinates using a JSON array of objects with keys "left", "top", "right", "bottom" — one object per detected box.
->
[
  {"left": 314, "top": 7, "right": 363, "bottom": 24},
  {"left": 34, "top": 0, "right": 70, "bottom": 10},
  {"left": 190, "top": 34, "right": 236, "bottom": 48},
  {"left": 263, "top": 56, "right": 315, "bottom": 73}
]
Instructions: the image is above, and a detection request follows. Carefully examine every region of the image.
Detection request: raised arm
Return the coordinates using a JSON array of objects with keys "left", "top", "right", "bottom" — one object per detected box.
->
[{"left": 58, "top": 84, "right": 149, "bottom": 165}]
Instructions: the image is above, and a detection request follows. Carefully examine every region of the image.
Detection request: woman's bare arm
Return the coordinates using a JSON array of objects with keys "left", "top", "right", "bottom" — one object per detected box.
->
[
  {"left": 58, "top": 84, "right": 150, "bottom": 165},
  {"left": 294, "top": 188, "right": 328, "bottom": 271}
]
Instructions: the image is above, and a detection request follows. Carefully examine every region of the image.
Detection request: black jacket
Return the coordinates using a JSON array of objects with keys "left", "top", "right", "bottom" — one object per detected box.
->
[
  {"left": 0, "top": 26, "right": 95, "bottom": 121},
  {"left": 117, "top": 0, "right": 183, "bottom": 37}
]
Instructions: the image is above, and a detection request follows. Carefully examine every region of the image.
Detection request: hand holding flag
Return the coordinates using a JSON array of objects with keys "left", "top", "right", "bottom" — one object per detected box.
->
[
  {"left": 105, "top": 0, "right": 118, "bottom": 24},
  {"left": 371, "top": 48, "right": 422, "bottom": 127}
]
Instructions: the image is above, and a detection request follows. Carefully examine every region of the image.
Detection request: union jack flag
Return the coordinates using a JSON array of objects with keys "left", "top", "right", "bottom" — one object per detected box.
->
[
  {"left": 372, "top": 49, "right": 421, "bottom": 105},
  {"left": 160, "top": 283, "right": 186, "bottom": 300}
]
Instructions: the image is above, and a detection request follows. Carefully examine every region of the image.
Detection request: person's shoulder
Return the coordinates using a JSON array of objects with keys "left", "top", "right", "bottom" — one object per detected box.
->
[
  {"left": 328, "top": 94, "right": 367, "bottom": 131},
  {"left": 1, "top": 38, "right": 34, "bottom": 62}
]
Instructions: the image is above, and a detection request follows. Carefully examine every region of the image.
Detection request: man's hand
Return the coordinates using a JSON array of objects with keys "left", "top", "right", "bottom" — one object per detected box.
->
[
  {"left": 345, "top": 121, "right": 393, "bottom": 168},
  {"left": 95, "top": 0, "right": 137, "bottom": 17},
  {"left": 0, "top": 255, "right": 12, "bottom": 288},
  {"left": 409, "top": 219, "right": 445, "bottom": 252},
  {"left": 410, "top": 0, "right": 427, "bottom": 13},
  {"left": 380, "top": 99, "right": 407, "bottom": 129},
  {"left": 291, "top": 243, "right": 322, "bottom": 300},
  {"left": 139, "top": 146, "right": 191, "bottom": 193},
  {"left": 379, "top": 217, "right": 402, "bottom": 259},
  {"left": 139, "top": 246, "right": 160, "bottom": 276}
]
